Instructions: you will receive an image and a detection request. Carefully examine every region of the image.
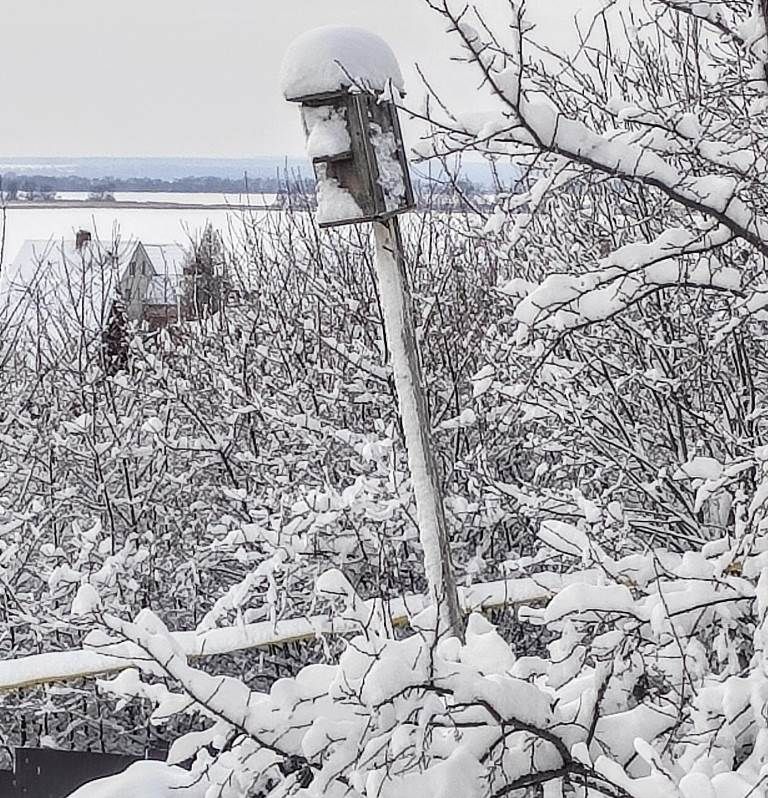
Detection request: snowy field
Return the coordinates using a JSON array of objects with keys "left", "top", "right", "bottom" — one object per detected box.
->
[
  {"left": 54, "top": 191, "right": 280, "bottom": 206},
  {"left": 0, "top": 205, "right": 271, "bottom": 264}
]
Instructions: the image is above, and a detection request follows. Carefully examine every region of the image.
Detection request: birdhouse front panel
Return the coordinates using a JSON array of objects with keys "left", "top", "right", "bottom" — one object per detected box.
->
[{"left": 298, "top": 91, "right": 414, "bottom": 228}]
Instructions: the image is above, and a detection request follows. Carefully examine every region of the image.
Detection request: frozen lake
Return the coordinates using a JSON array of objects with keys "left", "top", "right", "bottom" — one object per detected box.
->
[
  {"left": 0, "top": 204, "right": 272, "bottom": 265},
  {"left": 54, "top": 191, "right": 280, "bottom": 206}
]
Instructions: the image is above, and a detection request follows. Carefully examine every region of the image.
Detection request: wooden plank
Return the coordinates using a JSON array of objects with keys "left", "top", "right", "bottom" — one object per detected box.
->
[{"left": 0, "top": 572, "right": 573, "bottom": 694}]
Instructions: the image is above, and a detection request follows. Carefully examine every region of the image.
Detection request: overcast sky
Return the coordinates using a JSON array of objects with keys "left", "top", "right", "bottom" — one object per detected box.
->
[{"left": 0, "top": 0, "right": 599, "bottom": 158}]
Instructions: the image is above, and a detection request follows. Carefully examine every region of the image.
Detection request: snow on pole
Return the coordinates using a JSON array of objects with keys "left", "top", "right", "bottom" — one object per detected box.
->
[
  {"left": 372, "top": 220, "right": 463, "bottom": 639},
  {"left": 282, "top": 26, "right": 462, "bottom": 639}
]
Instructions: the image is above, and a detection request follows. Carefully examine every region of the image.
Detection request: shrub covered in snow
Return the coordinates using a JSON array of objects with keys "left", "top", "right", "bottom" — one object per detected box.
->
[{"left": 6, "top": 2, "right": 768, "bottom": 797}]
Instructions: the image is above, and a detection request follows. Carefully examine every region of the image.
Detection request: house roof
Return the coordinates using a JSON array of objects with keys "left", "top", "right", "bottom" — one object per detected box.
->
[
  {"left": 2, "top": 238, "right": 138, "bottom": 290},
  {"left": 141, "top": 244, "right": 187, "bottom": 305},
  {"left": 0, "top": 238, "right": 140, "bottom": 343},
  {"left": 143, "top": 244, "right": 187, "bottom": 279}
]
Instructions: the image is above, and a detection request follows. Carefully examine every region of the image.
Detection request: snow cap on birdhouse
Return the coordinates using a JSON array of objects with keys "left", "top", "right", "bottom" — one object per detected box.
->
[
  {"left": 280, "top": 26, "right": 405, "bottom": 102},
  {"left": 281, "top": 26, "right": 415, "bottom": 228}
]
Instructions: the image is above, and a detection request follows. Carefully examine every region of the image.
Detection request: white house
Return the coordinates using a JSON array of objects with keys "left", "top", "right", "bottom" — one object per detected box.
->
[{"left": 0, "top": 232, "right": 188, "bottom": 345}]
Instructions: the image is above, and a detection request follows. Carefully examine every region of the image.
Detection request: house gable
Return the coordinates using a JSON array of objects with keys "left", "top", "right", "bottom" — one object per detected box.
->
[{"left": 118, "top": 242, "right": 155, "bottom": 321}]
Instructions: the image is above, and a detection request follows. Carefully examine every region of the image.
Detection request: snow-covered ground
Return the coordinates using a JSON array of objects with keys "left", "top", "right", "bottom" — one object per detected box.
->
[
  {"left": 54, "top": 191, "right": 280, "bottom": 206},
  {"left": 0, "top": 206, "right": 273, "bottom": 263}
]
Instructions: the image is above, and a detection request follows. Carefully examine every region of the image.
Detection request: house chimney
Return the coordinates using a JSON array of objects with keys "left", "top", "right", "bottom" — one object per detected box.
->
[{"left": 75, "top": 229, "right": 91, "bottom": 250}]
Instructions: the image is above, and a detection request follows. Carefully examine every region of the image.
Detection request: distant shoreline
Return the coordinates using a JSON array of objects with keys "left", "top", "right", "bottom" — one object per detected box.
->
[{"left": 3, "top": 200, "right": 282, "bottom": 211}]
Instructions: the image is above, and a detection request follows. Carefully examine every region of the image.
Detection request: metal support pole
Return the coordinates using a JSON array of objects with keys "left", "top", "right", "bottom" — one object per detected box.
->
[{"left": 372, "top": 217, "right": 463, "bottom": 640}]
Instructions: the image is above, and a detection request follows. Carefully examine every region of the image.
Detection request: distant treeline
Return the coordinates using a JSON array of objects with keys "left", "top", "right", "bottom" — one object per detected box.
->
[
  {"left": 0, "top": 173, "right": 305, "bottom": 198},
  {"left": 0, "top": 171, "right": 499, "bottom": 212}
]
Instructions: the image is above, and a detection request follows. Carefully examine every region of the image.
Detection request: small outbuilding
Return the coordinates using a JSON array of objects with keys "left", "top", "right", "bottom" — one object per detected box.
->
[{"left": 119, "top": 242, "right": 188, "bottom": 327}]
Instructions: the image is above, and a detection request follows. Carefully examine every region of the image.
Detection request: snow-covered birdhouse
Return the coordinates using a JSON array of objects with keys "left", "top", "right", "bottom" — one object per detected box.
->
[{"left": 281, "top": 26, "right": 415, "bottom": 228}]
